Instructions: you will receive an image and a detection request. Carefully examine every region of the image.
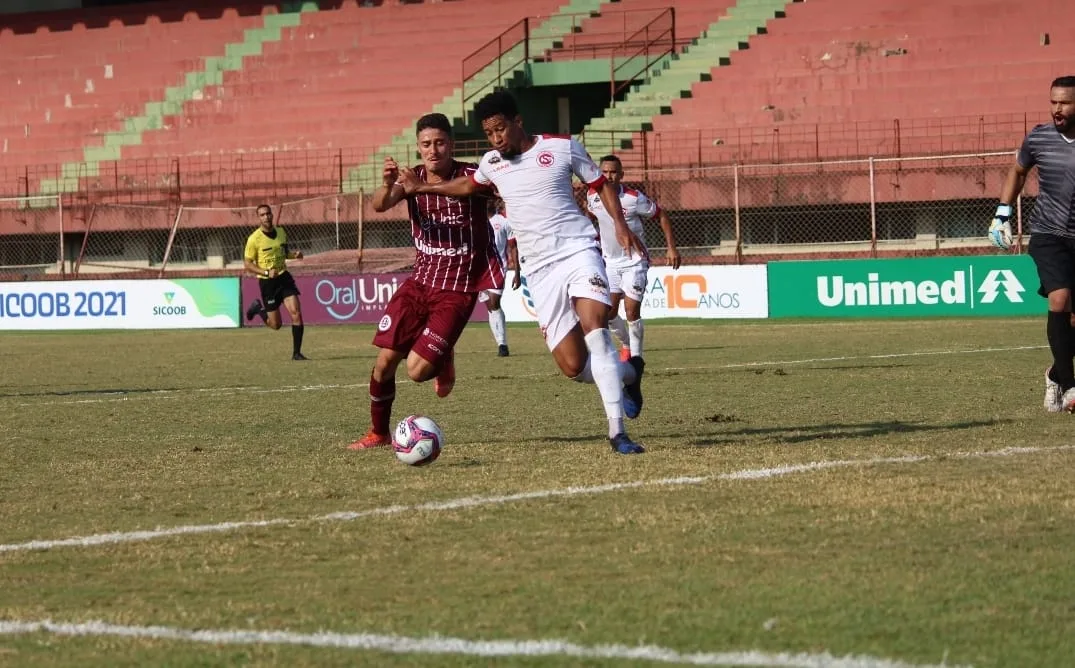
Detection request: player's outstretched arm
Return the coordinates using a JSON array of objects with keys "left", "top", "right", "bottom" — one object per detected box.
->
[
  {"left": 658, "top": 210, "right": 681, "bottom": 270},
  {"left": 398, "top": 167, "right": 479, "bottom": 197},
  {"left": 989, "top": 160, "right": 1030, "bottom": 250}
]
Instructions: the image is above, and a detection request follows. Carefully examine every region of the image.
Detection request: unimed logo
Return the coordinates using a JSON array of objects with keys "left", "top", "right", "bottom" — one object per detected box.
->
[{"left": 816, "top": 269, "right": 1026, "bottom": 308}]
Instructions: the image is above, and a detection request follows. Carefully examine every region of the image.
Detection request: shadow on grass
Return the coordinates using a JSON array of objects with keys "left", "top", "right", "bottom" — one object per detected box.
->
[
  {"left": 0, "top": 387, "right": 185, "bottom": 399},
  {"left": 687, "top": 418, "right": 1013, "bottom": 447}
]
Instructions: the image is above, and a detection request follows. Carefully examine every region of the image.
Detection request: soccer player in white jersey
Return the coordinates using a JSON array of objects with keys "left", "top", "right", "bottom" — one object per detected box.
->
[
  {"left": 483, "top": 198, "right": 514, "bottom": 356},
  {"left": 587, "top": 155, "right": 681, "bottom": 362},
  {"left": 398, "top": 91, "right": 648, "bottom": 455}
]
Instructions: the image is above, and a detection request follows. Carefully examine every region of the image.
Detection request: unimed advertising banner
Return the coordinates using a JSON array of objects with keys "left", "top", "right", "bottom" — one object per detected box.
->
[
  {"left": 768, "top": 256, "right": 1041, "bottom": 318},
  {"left": 0, "top": 278, "right": 240, "bottom": 330},
  {"left": 500, "top": 265, "right": 769, "bottom": 322}
]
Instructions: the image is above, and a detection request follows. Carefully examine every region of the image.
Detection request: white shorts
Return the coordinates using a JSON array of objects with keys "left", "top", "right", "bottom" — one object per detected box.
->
[
  {"left": 526, "top": 248, "right": 611, "bottom": 351},
  {"left": 478, "top": 289, "right": 503, "bottom": 303},
  {"left": 606, "top": 260, "right": 650, "bottom": 302}
]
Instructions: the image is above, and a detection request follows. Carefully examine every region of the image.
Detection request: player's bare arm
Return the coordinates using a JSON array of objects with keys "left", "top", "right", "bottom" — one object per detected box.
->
[
  {"left": 596, "top": 180, "right": 644, "bottom": 256},
  {"left": 244, "top": 257, "right": 275, "bottom": 278},
  {"left": 658, "top": 210, "right": 681, "bottom": 270},
  {"left": 1000, "top": 160, "right": 1030, "bottom": 204},
  {"left": 372, "top": 157, "right": 407, "bottom": 212},
  {"left": 398, "top": 168, "right": 479, "bottom": 197},
  {"left": 508, "top": 239, "right": 521, "bottom": 290},
  {"left": 282, "top": 244, "right": 303, "bottom": 261}
]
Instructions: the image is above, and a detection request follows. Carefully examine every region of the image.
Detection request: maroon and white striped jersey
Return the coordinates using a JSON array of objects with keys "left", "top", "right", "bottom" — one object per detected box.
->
[{"left": 406, "top": 161, "right": 504, "bottom": 293}]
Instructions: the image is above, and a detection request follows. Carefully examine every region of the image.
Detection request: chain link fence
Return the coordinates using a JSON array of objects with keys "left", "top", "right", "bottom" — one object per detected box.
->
[
  {"left": 0, "top": 152, "right": 1036, "bottom": 278},
  {"left": 0, "top": 195, "right": 65, "bottom": 280}
]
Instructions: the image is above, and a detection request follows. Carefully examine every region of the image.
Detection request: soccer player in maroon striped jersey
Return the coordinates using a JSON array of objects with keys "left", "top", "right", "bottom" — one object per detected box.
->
[{"left": 349, "top": 113, "right": 504, "bottom": 450}]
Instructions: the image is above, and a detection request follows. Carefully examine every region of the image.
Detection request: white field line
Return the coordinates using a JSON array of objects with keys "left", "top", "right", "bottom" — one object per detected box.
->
[
  {"left": 1, "top": 445, "right": 1069, "bottom": 555},
  {"left": 9, "top": 344, "right": 1049, "bottom": 407},
  {"left": 0, "top": 619, "right": 968, "bottom": 668}
]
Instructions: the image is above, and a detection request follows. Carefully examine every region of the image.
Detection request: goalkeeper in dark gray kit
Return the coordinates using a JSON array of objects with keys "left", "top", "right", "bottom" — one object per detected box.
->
[{"left": 990, "top": 75, "right": 1075, "bottom": 412}]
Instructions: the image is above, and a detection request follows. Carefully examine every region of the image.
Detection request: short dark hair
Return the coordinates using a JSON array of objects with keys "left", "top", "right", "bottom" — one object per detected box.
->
[
  {"left": 1052, "top": 76, "right": 1075, "bottom": 89},
  {"left": 598, "top": 155, "right": 622, "bottom": 168},
  {"left": 256, "top": 204, "right": 272, "bottom": 214},
  {"left": 416, "top": 113, "right": 452, "bottom": 137},
  {"left": 474, "top": 90, "right": 519, "bottom": 124}
]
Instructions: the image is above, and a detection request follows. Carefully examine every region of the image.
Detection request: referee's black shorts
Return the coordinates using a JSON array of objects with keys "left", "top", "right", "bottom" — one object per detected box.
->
[
  {"left": 1029, "top": 232, "right": 1075, "bottom": 297},
  {"left": 258, "top": 271, "right": 300, "bottom": 311}
]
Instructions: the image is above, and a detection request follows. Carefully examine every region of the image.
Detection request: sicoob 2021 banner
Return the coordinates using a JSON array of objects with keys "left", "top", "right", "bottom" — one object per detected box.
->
[{"left": 0, "top": 278, "right": 239, "bottom": 330}]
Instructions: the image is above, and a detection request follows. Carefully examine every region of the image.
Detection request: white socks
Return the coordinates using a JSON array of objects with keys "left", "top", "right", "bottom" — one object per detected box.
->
[
  {"left": 488, "top": 307, "right": 507, "bottom": 346},
  {"left": 583, "top": 328, "right": 626, "bottom": 439},
  {"left": 627, "top": 319, "right": 644, "bottom": 357},
  {"left": 608, "top": 315, "right": 629, "bottom": 348}
]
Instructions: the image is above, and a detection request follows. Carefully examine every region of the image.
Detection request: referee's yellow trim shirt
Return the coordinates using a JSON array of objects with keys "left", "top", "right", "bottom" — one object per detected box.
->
[{"left": 244, "top": 227, "right": 288, "bottom": 276}]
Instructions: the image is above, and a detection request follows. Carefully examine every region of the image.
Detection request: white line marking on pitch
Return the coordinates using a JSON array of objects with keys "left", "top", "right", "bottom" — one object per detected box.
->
[
  {"left": 0, "top": 619, "right": 967, "bottom": 668},
  {"left": 2, "top": 445, "right": 1069, "bottom": 555},
  {"left": 9, "top": 344, "right": 1049, "bottom": 407}
]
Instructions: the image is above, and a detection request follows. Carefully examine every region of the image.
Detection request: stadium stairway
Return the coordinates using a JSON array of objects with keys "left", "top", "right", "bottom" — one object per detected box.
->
[
  {"left": 341, "top": 0, "right": 612, "bottom": 192},
  {"left": 611, "top": 0, "right": 1075, "bottom": 165},
  {"left": 11, "top": 0, "right": 613, "bottom": 199},
  {"left": 29, "top": 2, "right": 319, "bottom": 196},
  {"left": 579, "top": 0, "right": 799, "bottom": 160}
]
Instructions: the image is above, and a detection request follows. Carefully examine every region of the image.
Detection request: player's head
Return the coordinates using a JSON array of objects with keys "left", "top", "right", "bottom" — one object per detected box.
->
[
  {"left": 256, "top": 204, "right": 274, "bottom": 230},
  {"left": 475, "top": 91, "right": 527, "bottom": 160},
  {"left": 599, "top": 155, "right": 624, "bottom": 185},
  {"left": 415, "top": 113, "right": 454, "bottom": 174},
  {"left": 1050, "top": 76, "right": 1075, "bottom": 134}
]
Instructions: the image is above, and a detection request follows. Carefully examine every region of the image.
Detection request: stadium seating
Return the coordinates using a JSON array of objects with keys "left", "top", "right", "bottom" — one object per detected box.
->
[
  {"left": 0, "top": 0, "right": 607, "bottom": 198},
  {"left": 614, "top": 0, "right": 1075, "bottom": 165},
  {"left": 1, "top": 0, "right": 1073, "bottom": 202}
]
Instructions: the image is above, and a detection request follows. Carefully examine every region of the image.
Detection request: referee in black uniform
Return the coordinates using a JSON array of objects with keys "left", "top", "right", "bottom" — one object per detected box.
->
[{"left": 990, "top": 75, "right": 1075, "bottom": 411}]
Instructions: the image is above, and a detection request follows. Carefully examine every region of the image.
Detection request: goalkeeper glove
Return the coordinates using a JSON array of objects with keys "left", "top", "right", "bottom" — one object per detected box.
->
[{"left": 988, "top": 203, "right": 1013, "bottom": 250}]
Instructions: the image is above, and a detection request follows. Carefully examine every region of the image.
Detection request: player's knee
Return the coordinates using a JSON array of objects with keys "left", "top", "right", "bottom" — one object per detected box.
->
[
  {"left": 406, "top": 358, "right": 437, "bottom": 383},
  {"left": 563, "top": 358, "right": 588, "bottom": 380},
  {"left": 266, "top": 319, "right": 282, "bottom": 330}
]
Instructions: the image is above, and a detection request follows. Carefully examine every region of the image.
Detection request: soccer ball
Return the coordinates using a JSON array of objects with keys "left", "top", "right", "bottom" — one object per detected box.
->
[{"left": 393, "top": 415, "right": 444, "bottom": 466}]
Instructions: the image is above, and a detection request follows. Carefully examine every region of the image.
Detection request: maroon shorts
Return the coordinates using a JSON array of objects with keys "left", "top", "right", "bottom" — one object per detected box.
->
[{"left": 371, "top": 278, "right": 479, "bottom": 365}]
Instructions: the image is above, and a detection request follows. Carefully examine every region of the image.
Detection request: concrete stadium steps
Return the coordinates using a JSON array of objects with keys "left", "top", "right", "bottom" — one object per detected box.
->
[
  {"left": 19, "top": 0, "right": 591, "bottom": 196},
  {"left": 543, "top": 0, "right": 717, "bottom": 61},
  {"left": 33, "top": 6, "right": 317, "bottom": 195},
  {"left": 580, "top": 0, "right": 796, "bottom": 159},
  {"left": 625, "top": 0, "right": 1074, "bottom": 166},
  {"left": 342, "top": 0, "right": 613, "bottom": 193}
]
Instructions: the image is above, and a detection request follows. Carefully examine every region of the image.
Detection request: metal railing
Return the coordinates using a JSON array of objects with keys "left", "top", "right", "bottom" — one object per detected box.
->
[{"left": 0, "top": 151, "right": 1034, "bottom": 280}]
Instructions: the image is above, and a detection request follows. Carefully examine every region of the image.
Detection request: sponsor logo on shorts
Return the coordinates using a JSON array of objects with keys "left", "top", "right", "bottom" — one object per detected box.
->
[
  {"left": 427, "top": 343, "right": 443, "bottom": 355},
  {"left": 537, "top": 151, "right": 554, "bottom": 168},
  {"left": 378, "top": 315, "right": 392, "bottom": 332},
  {"left": 632, "top": 281, "right": 646, "bottom": 295},
  {"left": 423, "top": 327, "right": 448, "bottom": 346},
  {"left": 589, "top": 274, "right": 609, "bottom": 290}
]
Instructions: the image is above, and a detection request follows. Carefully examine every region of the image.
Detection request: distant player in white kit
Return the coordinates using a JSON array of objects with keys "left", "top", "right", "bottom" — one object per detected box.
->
[
  {"left": 483, "top": 198, "right": 513, "bottom": 357},
  {"left": 587, "top": 154, "right": 681, "bottom": 361},
  {"left": 399, "top": 91, "right": 648, "bottom": 455}
]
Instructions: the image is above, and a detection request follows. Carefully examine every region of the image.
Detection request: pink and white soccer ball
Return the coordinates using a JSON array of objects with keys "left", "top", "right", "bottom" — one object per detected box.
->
[{"left": 393, "top": 415, "right": 444, "bottom": 466}]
